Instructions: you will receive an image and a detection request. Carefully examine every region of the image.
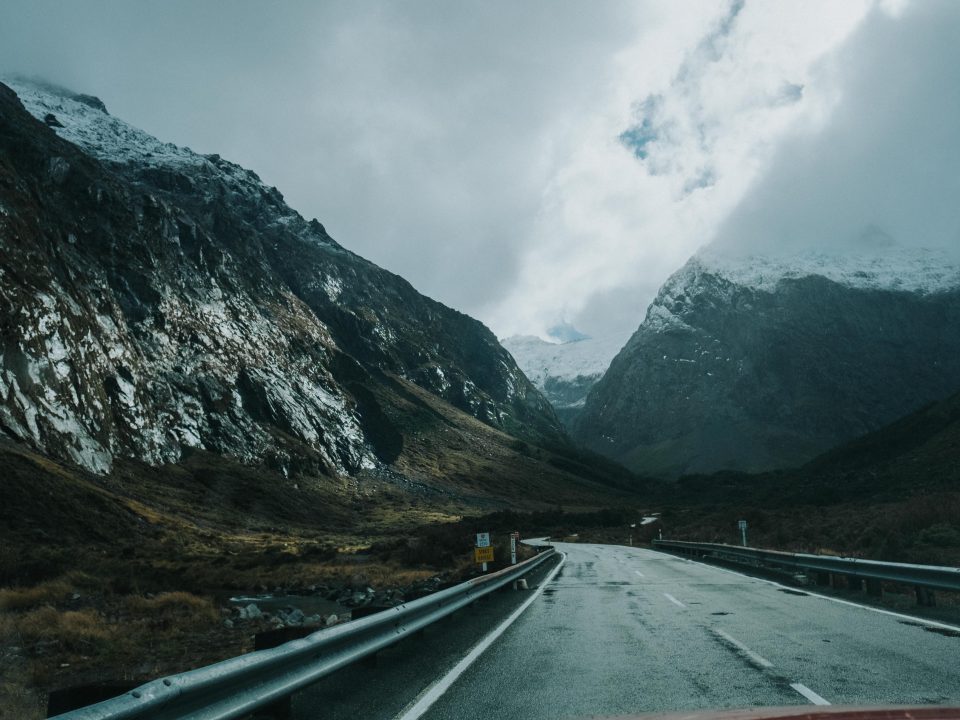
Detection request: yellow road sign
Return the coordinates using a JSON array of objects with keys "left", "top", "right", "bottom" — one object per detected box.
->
[{"left": 474, "top": 546, "right": 494, "bottom": 563}]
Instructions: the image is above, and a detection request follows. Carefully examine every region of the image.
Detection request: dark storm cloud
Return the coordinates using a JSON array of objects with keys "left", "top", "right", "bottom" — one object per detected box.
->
[
  {"left": 713, "top": 1, "right": 960, "bottom": 259},
  {"left": 0, "top": 0, "right": 643, "bottom": 318}
]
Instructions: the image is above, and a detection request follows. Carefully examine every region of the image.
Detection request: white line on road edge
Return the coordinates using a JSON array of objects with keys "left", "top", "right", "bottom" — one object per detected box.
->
[
  {"left": 663, "top": 592, "right": 686, "bottom": 608},
  {"left": 712, "top": 629, "right": 774, "bottom": 669},
  {"left": 635, "top": 570, "right": 645, "bottom": 578},
  {"left": 394, "top": 552, "right": 567, "bottom": 720},
  {"left": 791, "top": 683, "right": 830, "bottom": 705},
  {"left": 646, "top": 548, "right": 960, "bottom": 634}
]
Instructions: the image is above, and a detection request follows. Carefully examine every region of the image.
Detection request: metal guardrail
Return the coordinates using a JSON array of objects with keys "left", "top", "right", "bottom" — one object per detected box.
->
[
  {"left": 53, "top": 547, "right": 557, "bottom": 720},
  {"left": 652, "top": 540, "right": 960, "bottom": 592}
]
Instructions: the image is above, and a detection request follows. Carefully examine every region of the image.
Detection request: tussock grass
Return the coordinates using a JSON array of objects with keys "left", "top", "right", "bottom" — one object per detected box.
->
[
  {"left": 121, "top": 592, "right": 219, "bottom": 629},
  {"left": 16, "top": 607, "right": 110, "bottom": 650},
  {"left": 0, "top": 572, "right": 97, "bottom": 611},
  {"left": 0, "top": 580, "right": 73, "bottom": 611}
]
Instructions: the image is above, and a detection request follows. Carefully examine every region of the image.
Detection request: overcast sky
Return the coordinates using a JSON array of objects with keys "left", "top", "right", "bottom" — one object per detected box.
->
[{"left": 2, "top": 0, "right": 956, "bottom": 341}]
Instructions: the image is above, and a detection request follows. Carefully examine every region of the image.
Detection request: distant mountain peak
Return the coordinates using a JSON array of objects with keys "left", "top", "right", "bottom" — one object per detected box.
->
[{"left": 502, "top": 331, "right": 631, "bottom": 427}]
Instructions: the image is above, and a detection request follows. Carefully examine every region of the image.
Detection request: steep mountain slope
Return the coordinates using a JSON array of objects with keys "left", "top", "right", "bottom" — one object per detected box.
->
[
  {"left": 501, "top": 332, "right": 628, "bottom": 427},
  {"left": 793, "top": 385, "right": 960, "bottom": 501},
  {"left": 575, "top": 247, "right": 960, "bottom": 477},
  {"left": 0, "top": 79, "right": 568, "bottom": 490},
  {"left": 653, "top": 387, "right": 960, "bottom": 566},
  {"left": 672, "top": 386, "right": 960, "bottom": 505}
]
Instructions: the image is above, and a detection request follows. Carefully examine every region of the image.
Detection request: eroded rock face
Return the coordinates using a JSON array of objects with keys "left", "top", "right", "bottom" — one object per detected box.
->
[
  {"left": 0, "top": 79, "right": 562, "bottom": 476},
  {"left": 575, "top": 251, "right": 960, "bottom": 478}
]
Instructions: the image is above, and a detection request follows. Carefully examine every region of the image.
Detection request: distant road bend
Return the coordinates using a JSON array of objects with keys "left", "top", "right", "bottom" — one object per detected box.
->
[{"left": 294, "top": 543, "right": 960, "bottom": 720}]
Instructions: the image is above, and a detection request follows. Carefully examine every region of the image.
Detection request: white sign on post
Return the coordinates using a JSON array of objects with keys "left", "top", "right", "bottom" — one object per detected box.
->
[
  {"left": 476, "top": 532, "right": 490, "bottom": 548},
  {"left": 510, "top": 532, "right": 518, "bottom": 564}
]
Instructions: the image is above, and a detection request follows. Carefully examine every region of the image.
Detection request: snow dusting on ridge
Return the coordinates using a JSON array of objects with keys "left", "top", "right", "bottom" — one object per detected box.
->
[
  {"left": 6, "top": 77, "right": 204, "bottom": 168},
  {"left": 502, "top": 333, "right": 627, "bottom": 387},
  {"left": 696, "top": 245, "right": 960, "bottom": 295}
]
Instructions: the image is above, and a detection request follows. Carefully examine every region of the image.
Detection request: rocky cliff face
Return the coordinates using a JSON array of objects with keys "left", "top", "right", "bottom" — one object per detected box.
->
[
  {"left": 575, "top": 248, "right": 960, "bottom": 477},
  {"left": 0, "top": 79, "right": 563, "bottom": 478}
]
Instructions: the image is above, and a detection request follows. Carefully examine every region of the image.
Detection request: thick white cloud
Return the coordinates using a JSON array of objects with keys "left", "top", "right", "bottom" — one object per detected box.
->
[
  {"left": 0, "top": 0, "right": 652, "bottom": 326},
  {"left": 713, "top": 1, "right": 960, "bottom": 260},
  {"left": 3, "top": 0, "right": 945, "bottom": 343},
  {"left": 487, "top": 0, "right": 876, "bottom": 337}
]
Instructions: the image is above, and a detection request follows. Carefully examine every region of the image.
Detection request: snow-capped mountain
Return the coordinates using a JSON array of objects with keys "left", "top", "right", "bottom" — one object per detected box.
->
[
  {"left": 575, "top": 246, "right": 960, "bottom": 478},
  {"left": 0, "top": 78, "right": 564, "bottom": 477},
  {"left": 501, "top": 332, "right": 629, "bottom": 426}
]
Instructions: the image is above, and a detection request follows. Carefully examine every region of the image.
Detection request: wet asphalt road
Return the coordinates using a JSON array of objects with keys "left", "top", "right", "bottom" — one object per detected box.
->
[{"left": 292, "top": 543, "right": 960, "bottom": 720}]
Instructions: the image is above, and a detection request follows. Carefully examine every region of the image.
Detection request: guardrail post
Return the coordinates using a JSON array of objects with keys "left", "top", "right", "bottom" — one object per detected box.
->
[
  {"left": 865, "top": 578, "right": 883, "bottom": 597},
  {"left": 847, "top": 575, "right": 863, "bottom": 591},
  {"left": 915, "top": 586, "right": 936, "bottom": 607},
  {"left": 816, "top": 572, "right": 831, "bottom": 586}
]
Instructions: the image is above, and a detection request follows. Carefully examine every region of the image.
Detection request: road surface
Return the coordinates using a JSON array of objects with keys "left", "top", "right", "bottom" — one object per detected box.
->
[{"left": 293, "top": 542, "right": 960, "bottom": 720}]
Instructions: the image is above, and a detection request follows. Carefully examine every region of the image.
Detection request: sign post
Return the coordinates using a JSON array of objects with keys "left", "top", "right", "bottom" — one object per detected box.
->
[
  {"left": 737, "top": 519, "right": 748, "bottom": 547},
  {"left": 475, "top": 532, "right": 491, "bottom": 572},
  {"left": 510, "top": 532, "right": 519, "bottom": 564}
]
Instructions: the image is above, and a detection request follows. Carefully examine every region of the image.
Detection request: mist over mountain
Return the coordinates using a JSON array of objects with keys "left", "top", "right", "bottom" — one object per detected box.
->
[
  {"left": 711, "top": 3, "right": 960, "bottom": 263},
  {"left": 501, "top": 331, "right": 629, "bottom": 427}
]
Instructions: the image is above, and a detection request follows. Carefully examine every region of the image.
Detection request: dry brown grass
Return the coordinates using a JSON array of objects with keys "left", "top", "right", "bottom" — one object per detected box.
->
[
  {"left": 121, "top": 592, "right": 219, "bottom": 630},
  {"left": 16, "top": 607, "right": 110, "bottom": 651},
  {"left": 293, "top": 562, "right": 436, "bottom": 588},
  {"left": 0, "top": 579, "right": 73, "bottom": 611},
  {"left": 0, "top": 571, "right": 99, "bottom": 612},
  {"left": 0, "top": 675, "right": 44, "bottom": 720}
]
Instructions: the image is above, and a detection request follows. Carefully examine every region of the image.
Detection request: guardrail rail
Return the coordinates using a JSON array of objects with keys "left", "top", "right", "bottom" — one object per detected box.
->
[
  {"left": 53, "top": 547, "right": 557, "bottom": 720},
  {"left": 652, "top": 539, "right": 960, "bottom": 605}
]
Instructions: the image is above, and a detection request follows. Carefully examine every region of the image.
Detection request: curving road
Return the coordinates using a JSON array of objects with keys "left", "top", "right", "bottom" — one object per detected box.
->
[{"left": 293, "top": 542, "right": 960, "bottom": 720}]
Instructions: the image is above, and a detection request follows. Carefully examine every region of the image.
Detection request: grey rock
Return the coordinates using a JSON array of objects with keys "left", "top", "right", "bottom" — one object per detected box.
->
[
  {"left": 0, "top": 77, "right": 565, "bottom": 480},
  {"left": 238, "top": 603, "right": 261, "bottom": 621},
  {"left": 576, "top": 253, "right": 960, "bottom": 476}
]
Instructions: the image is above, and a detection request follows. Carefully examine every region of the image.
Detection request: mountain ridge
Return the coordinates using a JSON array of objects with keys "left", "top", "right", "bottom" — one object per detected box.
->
[
  {"left": 0, "top": 78, "right": 568, "bottom": 486},
  {"left": 575, "top": 247, "right": 960, "bottom": 478}
]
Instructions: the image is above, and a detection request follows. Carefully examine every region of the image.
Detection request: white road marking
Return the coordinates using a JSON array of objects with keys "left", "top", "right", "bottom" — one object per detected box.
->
[
  {"left": 791, "top": 682, "right": 831, "bottom": 705},
  {"left": 713, "top": 629, "right": 774, "bottom": 668},
  {"left": 663, "top": 592, "right": 686, "bottom": 608},
  {"left": 394, "top": 553, "right": 567, "bottom": 720},
  {"left": 635, "top": 570, "right": 645, "bottom": 578},
  {"left": 648, "top": 548, "right": 960, "bottom": 634}
]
